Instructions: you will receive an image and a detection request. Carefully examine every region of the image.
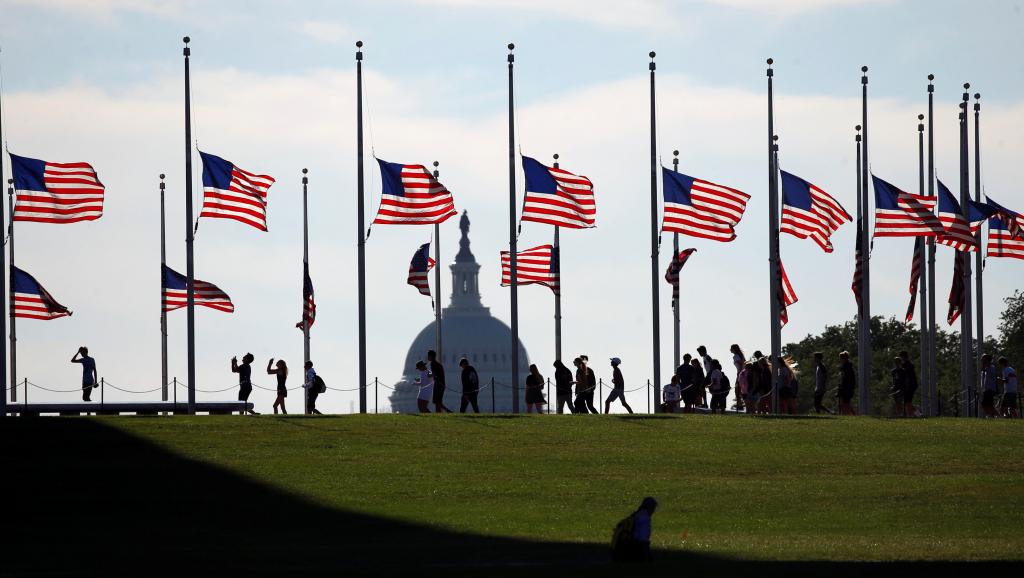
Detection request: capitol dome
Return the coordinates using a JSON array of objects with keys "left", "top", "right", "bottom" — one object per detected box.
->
[{"left": 389, "top": 211, "right": 530, "bottom": 413}]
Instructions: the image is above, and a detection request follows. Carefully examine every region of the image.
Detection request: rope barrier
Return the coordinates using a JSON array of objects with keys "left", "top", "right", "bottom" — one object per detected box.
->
[
  {"left": 103, "top": 381, "right": 164, "bottom": 394},
  {"left": 25, "top": 380, "right": 86, "bottom": 393}
]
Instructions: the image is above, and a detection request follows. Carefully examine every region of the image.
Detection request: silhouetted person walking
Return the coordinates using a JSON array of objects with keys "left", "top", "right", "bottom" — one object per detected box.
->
[
  {"left": 813, "top": 352, "right": 832, "bottom": 414},
  {"left": 604, "top": 357, "right": 634, "bottom": 414},
  {"left": 304, "top": 360, "right": 321, "bottom": 415},
  {"left": 611, "top": 497, "right": 658, "bottom": 563},
  {"left": 459, "top": 358, "right": 480, "bottom": 413},
  {"left": 267, "top": 358, "right": 288, "bottom": 414},
  {"left": 553, "top": 360, "right": 575, "bottom": 414},
  {"left": 71, "top": 347, "right": 97, "bottom": 402},
  {"left": 890, "top": 356, "right": 907, "bottom": 417},
  {"left": 427, "top": 350, "right": 451, "bottom": 413},
  {"left": 838, "top": 351, "right": 857, "bottom": 415},
  {"left": 231, "top": 353, "right": 259, "bottom": 415},
  {"left": 525, "top": 364, "right": 547, "bottom": 414},
  {"left": 414, "top": 360, "right": 433, "bottom": 414},
  {"left": 998, "top": 357, "right": 1018, "bottom": 418},
  {"left": 981, "top": 354, "right": 998, "bottom": 418},
  {"left": 898, "top": 351, "right": 920, "bottom": 417},
  {"left": 581, "top": 355, "right": 599, "bottom": 414}
]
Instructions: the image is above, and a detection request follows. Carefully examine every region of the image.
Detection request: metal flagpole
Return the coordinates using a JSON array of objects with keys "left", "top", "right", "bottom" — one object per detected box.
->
[
  {"left": 160, "top": 174, "right": 168, "bottom": 401},
  {"left": 973, "top": 92, "right": 983, "bottom": 416},
  {"left": 959, "top": 85, "right": 974, "bottom": 416},
  {"left": 927, "top": 75, "right": 938, "bottom": 416},
  {"left": 356, "top": 41, "right": 367, "bottom": 414},
  {"left": 767, "top": 59, "right": 782, "bottom": 415},
  {"left": 649, "top": 51, "right": 661, "bottom": 412},
  {"left": 432, "top": 161, "right": 443, "bottom": 359},
  {"left": 917, "top": 116, "right": 928, "bottom": 415},
  {"left": 183, "top": 37, "right": 196, "bottom": 415},
  {"left": 859, "top": 66, "right": 871, "bottom": 416},
  {"left": 552, "top": 154, "right": 562, "bottom": 364},
  {"left": 6, "top": 184, "right": 14, "bottom": 404},
  {"left": 855, "top": 125, "right": 864, "bottom": 414},
  {"left": 672, "top": 150, "right": 680, "bottom": 372},
  {"left": 0, "top": 94, "right": 6, "bottom": 414},
  {"left": 302, "top": 168, "right": 310, "bottom": 363},
  {"left": 507, "top": 43, "right": 520, "bottom": 413}
]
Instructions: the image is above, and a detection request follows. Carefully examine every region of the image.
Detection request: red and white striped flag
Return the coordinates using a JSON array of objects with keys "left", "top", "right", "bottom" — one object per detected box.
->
[
  {"left": 984, "top": 196, "right": 1024, "bottom": 260},
  {"left": 947, "top": 251, "right": 966, "bottom": 325},
  {"left": 501, "top": 244, "right": 560, "bottom": 295},
  {"left": 11, "top": 266, "right": 72, "bottom": 320},
  {"left": 905, "top": 238, "right": 924, "bottom": 323},
  {"left": 778, "top": 258, "right": 798, "bottom": 328},
  {"left": 9, "top": 153, "right": 104, "bottom": 223},
  {"left": 163, "top": 265, "right": 234, "bottom": 313},
  {"left": 872, "top": 175, "right": 943, "bottom": 238},
  {"left": 852, "top": 223, "right": 864, "bottom": 317},
  {"left": 374, "top": 160, "right": 457, "bottom": 225},
  {"left": 296, "top": 262, "right": 316, "bottom": 329},
  {"left": 664, "top": 248, "right": 697, "bottom": 304},
  {"left": 407, "top": 243, "right": 436, "bottom": 297},
  {"left": 662, "top": 167, "right": 750, "bottom": 242},
  {"left": 780, "top": 170, "right": 851, "bottom": 253},
  {"left": 199, "top": 152, "right": 275, "bottom": 231},
  {"left": 520, "top": 156, "right": 596, "bottom": 229}
]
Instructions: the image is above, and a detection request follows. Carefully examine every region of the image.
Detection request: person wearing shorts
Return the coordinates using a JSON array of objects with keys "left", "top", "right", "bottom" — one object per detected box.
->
[
  {"left": 414, "top": 361, "right": 433, "bottom": 414},
  {"left": 999, "top": 357, "right": 1019, "bottom": 418},
  {"left": 604, "top": 357, "right": 634, "bottom": 414},
  {"left": 231, "top": 353, "right": 259, "bottom": 415}
]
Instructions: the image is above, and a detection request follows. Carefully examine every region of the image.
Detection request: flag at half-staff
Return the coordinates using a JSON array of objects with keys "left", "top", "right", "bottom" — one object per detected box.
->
[
  {"left": 163, "top": 265, "right": 234, "bottom": 313},
  {"left": 936, "top": 179, "right": 995, "bottom": 251},
  {"left": 520, "top": 156, "right": 596, "bottom": 229},
  {"left": 905, "top": 238, "right": 924, "bottom": 323},
  {"left": 373, "top": 160, "right": 457, "bottom": 225},
  {"left": 778, "top": 259, "right": 797, "bottom": 327},
  {"left": 852, "top": 224, "right": 864, "bottom": 315},
  {"left": 9, "top": 153, "right": 104, "bottom": 223},
  {"left": 947, "top": 251, "right": 967, "bottom": 324},
  {"left": 871, "top": 175, "right": 943, "bottom": 238},
  {"left": 501, "top": 244, "right": 559, "bottom": 295},
  {"left": 199, "top": 151, "right": 275, "bottom": 231},
  {"left": 664, "top": 248, "right": 696, "bottom": 305},
  {"left": 296, "top": 262, "right": 316, "bottom": 329},
  {"left": 661, "top": 167, "right": 750, "bottom": 242},
  {"left": 780, "top": 170, "right": 851, "bottom": 252},
  {"left": 984, "top": 196, "right": 1024, "bottom": 260},
  {"left": 407, "top": 242, "right": 436, "bottom": 298},
  {"left": 11, "top": 266, "right": 71, "bottom": 320}
]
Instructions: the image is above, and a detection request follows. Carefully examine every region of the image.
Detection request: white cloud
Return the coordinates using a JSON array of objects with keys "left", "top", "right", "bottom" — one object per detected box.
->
[
  {"left": 299, "top": 19, "right": 353, "bottom": 45},
  {"left": 707, "top": 0, "right": 895, "bottom": 16},
  {"left": 2, "top": 0, "right": 186, "bottom": 19},
  {"left": 415, "top": 0, "right": 684, "bottom": 30}
]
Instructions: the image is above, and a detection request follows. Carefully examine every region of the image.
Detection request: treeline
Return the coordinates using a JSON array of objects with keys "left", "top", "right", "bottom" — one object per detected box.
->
[{"left": 782, "top": 290, "right": 1022, "bottom": 416}]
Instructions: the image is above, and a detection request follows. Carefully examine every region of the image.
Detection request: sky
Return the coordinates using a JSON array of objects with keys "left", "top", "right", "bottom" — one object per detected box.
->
[{"left": 0, "top": 0, "right": 1021, "bottom": 414}]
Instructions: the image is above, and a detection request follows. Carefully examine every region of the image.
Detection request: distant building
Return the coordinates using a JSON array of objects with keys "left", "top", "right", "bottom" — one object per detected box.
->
[{"left": 389, "top": 211, "right": 530, "bottom": 413}]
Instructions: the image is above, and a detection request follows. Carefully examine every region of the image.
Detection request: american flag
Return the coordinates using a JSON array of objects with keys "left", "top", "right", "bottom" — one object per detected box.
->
[
  {"left": 9, "top": 153, "right": 104, "bottom": 224},
  {"left": 985, "top": 196, "right": 1024, "bottom": 260},
  {"left": 872, "top": 175, "right": 943, "bottom": 238},
  {"left": 162, "top": 265, "right": 234, "bottom": 313},
  {"left": 11, "top": 266, "right": 71, "bottom": 320},
  {"left": 780, "top": 170, "right": 851, "bottom": 253},
  {"left": 199, "top": 151, "right": 275, "bottom": 231},
  {"left": 407, "top": 243, "right": 436, "bottom": 297},
  {"left": 520, "top": 156, "right": 596, "bottom": 229},
  {"left": 664, "top": 248, "right": 697, "bottom": 304},
  {"left": 852, "top": 222, "right": 864, "bottom": 317},
  {"left": 662, "top": 167, "right": 750, "bottom": 242},
  {"left": 374, "top": 160, "right": 457, "bottom": 225},
  {"left": 947, "top": 251, "right": 966, "bottom": 325},
  {"left": 936, "top": 180, "right": 995, "bottom": 252},
  {"left": 778, "top": 258, "right": 798, "bottom": 327},
  {"left": 905, "top": 238, "right": 924, "bottom": 323},
  {"left": 296, "top": 262, "right": 316, "bottom": 329},
  {"left": 501, "top": 244, "right": 560, "bottom": 295}
]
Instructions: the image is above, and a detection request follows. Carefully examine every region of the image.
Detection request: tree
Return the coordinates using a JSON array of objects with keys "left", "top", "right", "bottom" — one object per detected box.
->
[{"left": 998, "top": 290, "right": 1024, "bottom": 366}]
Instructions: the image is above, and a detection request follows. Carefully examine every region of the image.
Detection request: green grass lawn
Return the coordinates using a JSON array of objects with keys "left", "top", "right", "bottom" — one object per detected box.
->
[{"left": 3, "top": 414, "right": 1022, "bottom": 576}]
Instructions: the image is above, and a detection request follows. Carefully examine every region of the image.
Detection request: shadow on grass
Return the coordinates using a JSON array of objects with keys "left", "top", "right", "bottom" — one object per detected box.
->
[{"left": 0, "top": 418, "right": 1014, "bottom": 577}]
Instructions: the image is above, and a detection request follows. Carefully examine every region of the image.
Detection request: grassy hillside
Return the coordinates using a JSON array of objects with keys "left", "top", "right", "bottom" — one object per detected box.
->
[{"left": 2, "top": 414, "right": 1021, "bottom": 576}]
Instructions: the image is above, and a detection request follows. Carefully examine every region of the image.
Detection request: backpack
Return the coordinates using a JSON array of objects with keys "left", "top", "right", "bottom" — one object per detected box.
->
[
  {"left": 610, "top": 511, "right": 637, "bottom": 553},
  {"left": 313, "top": 374, "right": 326, "bottom": 394}
]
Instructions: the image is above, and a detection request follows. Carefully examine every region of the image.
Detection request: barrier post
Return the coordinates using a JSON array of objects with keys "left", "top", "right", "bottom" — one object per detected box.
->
[
  {"left": 173, "top": 377, "right": 177, "bottom": 407},
  {"left": 491, "top": 377, "right": 496, "bottom": 414},
  {"left": 100, "top": 377, "right": 105, "bottom": 411},
  {"left": 375, "top": 378, "right": 378, "bottom": 414},
  {"left": 546, "top": 378, "right": 551, "bottom": 414},
  {"left": 599, "top": 378, "right": 603, "bottom": 406},
  {"left": 647, "top": 380, "right": 651, "bottom": 414},
  {"left": 24, "top": 378, "right": 28, "bottom": 406}
]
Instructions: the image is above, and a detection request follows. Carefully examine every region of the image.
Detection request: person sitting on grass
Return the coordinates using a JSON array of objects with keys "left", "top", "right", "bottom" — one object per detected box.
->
[
  {"left": 414, "top": 361, "right": 433, "bottom": 414},
  {"left": 611, "top": 497, "right": 658, "bottom": 563},
  {"left": 662, "top": 375, "right": 681, "bottom": 414}
]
